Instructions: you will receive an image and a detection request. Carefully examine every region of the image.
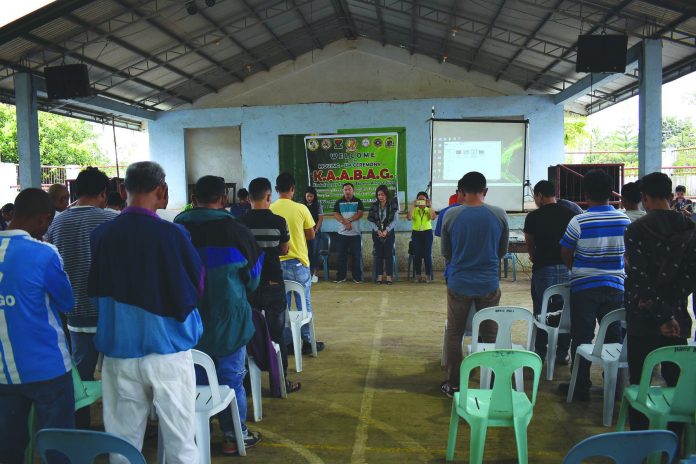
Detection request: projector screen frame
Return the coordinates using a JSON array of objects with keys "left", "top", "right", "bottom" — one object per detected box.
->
[{"left": 429, "top": 118, "right": 529, "bottom": 213}]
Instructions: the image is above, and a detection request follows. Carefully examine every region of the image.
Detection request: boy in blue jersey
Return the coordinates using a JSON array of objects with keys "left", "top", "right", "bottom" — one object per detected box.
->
[
  {"left": 439, "top": 172, "right": 509, "bottom": 398},
  {"left": 89, "top": 162, "right": 203, "bottom": 464},
  {"left": 175, "top": 176, "right": 263, "bottom": 454},
  {"left": 0, "top": 188, "right": 75, "bottom": 464},
  {"left": 559, "top": 169, "right": 630, "bottom": 401}
]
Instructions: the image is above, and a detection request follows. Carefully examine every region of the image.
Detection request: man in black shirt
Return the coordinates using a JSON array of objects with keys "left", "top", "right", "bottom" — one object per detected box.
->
[
  {"left": 524, "top": 180, "right": 576, "bottom": 363},
  {"left": 624, "top": 172, "right": 695, "bottom": 430},
  {"left": 241, "top": 178, "right": 300, "bottom": 393}
]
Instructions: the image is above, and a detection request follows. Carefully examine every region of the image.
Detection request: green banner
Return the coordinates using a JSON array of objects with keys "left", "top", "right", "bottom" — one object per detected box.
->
[{"left": 305, "top": 133, "right": 398, "bottom": 212}]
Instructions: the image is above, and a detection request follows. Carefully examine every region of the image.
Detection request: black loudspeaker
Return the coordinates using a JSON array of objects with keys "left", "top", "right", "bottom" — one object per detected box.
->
[
  {"left": 575, "top": 34, "right": 628, "bottom": 73},
  {"left": 44, "top": 64, "right": 92, "bottom": 100}
]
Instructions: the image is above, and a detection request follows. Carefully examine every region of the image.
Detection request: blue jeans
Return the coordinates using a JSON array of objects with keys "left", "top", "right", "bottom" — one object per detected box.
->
[
  {"left": 0, "top": 371, "right": 74, "bottom": 464},
  {"left": 281, "top": 259, "right": 312, "bottom": 341},
  {"left": 196, "top": 347, "right": 248, "bottom": 436},
  {"left": 530, "top": 265, "right": 571, "bottom": 357},
  {"left": 335, "top": 234, "right": 363, "bottom": 281},
  {"left": 570, "top": 286, "right": 623, "bottom": 390}
]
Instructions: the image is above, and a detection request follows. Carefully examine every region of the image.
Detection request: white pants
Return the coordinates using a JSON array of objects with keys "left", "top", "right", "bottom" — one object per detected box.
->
[{"left": 102, "top": 351, "right": 199, "bottom": 464}]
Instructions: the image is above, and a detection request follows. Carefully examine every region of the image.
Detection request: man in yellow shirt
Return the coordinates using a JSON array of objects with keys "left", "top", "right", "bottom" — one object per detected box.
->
[{"left": 270, "top": 173, "right": 325, "bottom": 353}]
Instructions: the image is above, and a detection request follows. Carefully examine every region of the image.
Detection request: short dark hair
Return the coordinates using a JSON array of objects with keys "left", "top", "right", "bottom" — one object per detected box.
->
[
  {"left": 1, "top": 203, "right": 14, "bottom": 214},
  {"left": 343, "top": 182, "right": 354, "bottom": 189},
  {"left": 106, "top": 192, "right": 124, "bottom": 208},
  {"left": 375, "top": 185, "right": 389, "bottom": 199},
  {"left": 621, "top": 182, "right": 642, "bottom": 204},
  {"left": 582, "top": 169, "right": 613, "bottom": 202},
  {"left": 248, "top": 177, "right": 272, "bottom": 201},
  {"left": 305, "top": 186, "right": 318, "bottom": 197},
  {"left": 416, "top": 191, "right": 429, "bottom": 199},
  {"left": 533, "top": 180, "right": 555, "bottom": 197},
  {"left": 641, "top": 172, "right": 672, "bottom": 200},
  {"left": 237, "top": 188, "right": 249, "bottom": 200},
  {"left": 195, "top": 175, "right": 227, "bottom": 204},
  {"left": 13, "top": 188, "right": 53, "bottom": 219},
  {"left": 276, "top": 172, "right": 295, "bottom": 193},
  {"left": 75, "top": 167, "right": 110, "bottom": 198},
  {"left": 125, "top": 161, "right": 166, "bottom": 194},
  {"left": 675, "top": 185, "right": 686, "bottom": 193},
  {"left": 458, "top": 171, "right": 487, "bottom": 194}
]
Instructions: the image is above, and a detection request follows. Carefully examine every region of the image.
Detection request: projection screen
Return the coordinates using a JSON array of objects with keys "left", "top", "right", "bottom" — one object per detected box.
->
[{"left": 430, "top": 119, "right": 528, "bottom": 211}]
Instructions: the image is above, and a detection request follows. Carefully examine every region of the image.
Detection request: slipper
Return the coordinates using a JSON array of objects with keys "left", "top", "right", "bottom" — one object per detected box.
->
[{"left": 285, "top": 379, "right": 301, "bottom": 393}]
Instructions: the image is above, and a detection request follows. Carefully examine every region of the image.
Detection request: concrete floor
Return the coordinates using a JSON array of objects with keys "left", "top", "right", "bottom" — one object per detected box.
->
[{"left": 89, "top": 274, "right": 692, "bottom": 463}]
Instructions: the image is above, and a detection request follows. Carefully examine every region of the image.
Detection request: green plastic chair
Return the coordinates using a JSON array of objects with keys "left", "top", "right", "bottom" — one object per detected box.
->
[
  {"left": 616, "top": 345, "right": 696, "bottom": 462},
  {"left": 25, "top": 366, "right": 102, "bottom": 464},
  {"left": 446, "top": 349, "right": 542, "bottom": 464}
]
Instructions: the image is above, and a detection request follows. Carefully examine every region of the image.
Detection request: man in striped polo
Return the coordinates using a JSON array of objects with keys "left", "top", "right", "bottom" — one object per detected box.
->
[{"left": 558, "top": 169, "right": 630, "bottom": 401}]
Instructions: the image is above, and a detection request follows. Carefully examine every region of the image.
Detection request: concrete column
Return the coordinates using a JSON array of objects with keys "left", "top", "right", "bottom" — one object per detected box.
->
[
  {"left": 638, "top": 39, "right": 662, "bottom": 177},
  {"left": 15, "top": 72, "right": 41, "bottom": 189}
]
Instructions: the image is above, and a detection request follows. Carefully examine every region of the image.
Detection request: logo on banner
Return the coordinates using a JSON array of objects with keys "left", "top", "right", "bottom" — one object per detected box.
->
[
  {"left": 333, "top": 139, "right": 343, "bottom": 149},
  {"left": 385, "top": 137, "right": 394, "bottom": 148},
  {"left": 321, "top": 139, "right": 332, "bottom": 150},
  {"left": 306, "top": 139, "right": 319, "bottom": 151},
  {"left": 361, "top": 138, "right": 371, "bottom": 148},
  {"left": 346, "top": 138, "right": 357, "bottom": 152},
  {"left": 373, "top": 138, "right": 382, "bottom": 147}
]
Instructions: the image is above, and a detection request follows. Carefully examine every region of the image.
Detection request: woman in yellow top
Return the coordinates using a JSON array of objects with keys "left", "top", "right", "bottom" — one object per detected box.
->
[{"left": 407, "top": 191, "right": 437, "bottom": 282}]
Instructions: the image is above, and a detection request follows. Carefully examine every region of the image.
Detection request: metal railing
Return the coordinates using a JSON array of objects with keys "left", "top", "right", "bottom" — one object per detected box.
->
[{"left": 13, "top": 164, "right": 127, "bottom": 188}]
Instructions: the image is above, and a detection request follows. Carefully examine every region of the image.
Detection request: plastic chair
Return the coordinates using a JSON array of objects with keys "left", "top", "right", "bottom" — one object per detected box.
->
[
  {"left": 503, "top": 252, "right": 517, "bottom": 281},
  {"left": 529, "top": 283, "right": 571, "bottom": 380},
  {"left": 285, "top": 279, "right": 317, "bottom": 373},
  {"left": 162, "top": 349, "right": 245, "bottom": 461},
  {"left": 371, "top": 239, "right": 398, "bottom": 282},
  {"left": 445, "top": 349, "right": 542, "bottom": 464},
  {"left": 36, "top": 428, "right": 146, "bottom": 464},
  {"left": 616, "top": 345, "right": 696, "bottom": 460},
  {"left": 26, "top": 366, "right": 102, "bottom": 464},
  {"left": 248, "top": 341, "right": 287, "bottom": 422},
  {"left": 318, "top": 232, "right": 331, "bottom": 281},
  {"left": 567, "top": 308, "right": 627, "bottom": 427},
  {"left": 562, "top": 430, "right": 678, "bottom": 464},
  {"left": 464, "top": 306, "right": 534, "bottom": 392}
]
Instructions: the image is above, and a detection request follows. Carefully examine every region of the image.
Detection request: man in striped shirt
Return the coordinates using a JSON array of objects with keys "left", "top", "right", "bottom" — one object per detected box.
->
[
  {"left": 558, "top": 169, "right": 630, "bottom": 401},
  {"left": 46, "top": 167, "right": 117, "bottom": 426}
]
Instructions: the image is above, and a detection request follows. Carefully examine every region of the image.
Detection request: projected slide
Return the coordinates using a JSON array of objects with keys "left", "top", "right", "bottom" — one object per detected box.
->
[{"left": 431, "top": 120, "right": 526, "bottom": 211}]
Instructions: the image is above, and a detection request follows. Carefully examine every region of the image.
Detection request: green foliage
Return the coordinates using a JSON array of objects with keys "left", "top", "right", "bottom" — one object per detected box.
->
[
  {"left": 662, "top": 116, "right": 696, "bottom": 149},
  {"left": 0, "top": 103, "right": 107, "bottom": 165},
  {"left": 564, "top": 115, "right": 590, "bottom": 150}
]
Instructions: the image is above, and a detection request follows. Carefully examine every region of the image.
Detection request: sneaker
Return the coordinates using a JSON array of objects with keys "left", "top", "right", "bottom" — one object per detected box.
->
[
  {"left": 353, "top": 279, "right": 363, "bottom": 283},
  {"left": 333, "top": 278, "right": 346, "bottom": 283},
  {"left": 311, "top": 275, "right": 319, "bottom": 284},
  {"left": 302, "top": 340, "right": 325, "bottom": 355},
  {"left": 222, "top": 436, "right": 238, "bottom": 455},
  {"left": 558, "top": 382, "right": 590, "bottom": 401},
  {"left": 555, "top": 354, "right": 570, "bottom": 366},
  {"left": 440, "top": 381, "right": 459, "bottom": 399},
  {"left": 243, "top": 431, "right": 262, "bottom": 449}
]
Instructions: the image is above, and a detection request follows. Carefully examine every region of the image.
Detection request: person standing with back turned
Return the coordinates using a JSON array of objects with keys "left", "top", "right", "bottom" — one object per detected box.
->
[{"left": 89, "top": 161, "right": 203, "bottom": 464}]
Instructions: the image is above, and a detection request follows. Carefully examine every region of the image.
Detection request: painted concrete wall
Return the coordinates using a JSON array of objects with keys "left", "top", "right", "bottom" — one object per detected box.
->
[
  {"left": 150, "top": 95, "right": 563, "bottom": 209},
  {"left": 184, "top": 126, "right": 242, "bottom": 199}
]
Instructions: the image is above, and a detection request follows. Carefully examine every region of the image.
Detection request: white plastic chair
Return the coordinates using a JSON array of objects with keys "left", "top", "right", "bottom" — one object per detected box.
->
[
  {"left": 441, "top": 304, "right": 475, "bottom": 368},
  {"left": 248, "top": 342, "right": 287, "bottom": 422},
  {"left": 464, "top": 306, "right": 534, "bottom": 392},
  {"left": 285, "top": 280, "right": 317, "bottom": 373},
  {"left": 529, "top": 283, "right": 571, "bottom": 380},
  {"left": 566, "top": 308, "right": 627, "bottom": 427}
]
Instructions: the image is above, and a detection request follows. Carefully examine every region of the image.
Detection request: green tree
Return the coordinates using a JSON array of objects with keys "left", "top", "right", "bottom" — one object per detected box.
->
[
  {"left": 662, "top": 116, "right": 696, "bottom": 148},
  {"left": 564, "top": 114, "right": 591, "bottom": 151},
  {"left": 0, "top": 103, "right": 107, "bottom": 165}
]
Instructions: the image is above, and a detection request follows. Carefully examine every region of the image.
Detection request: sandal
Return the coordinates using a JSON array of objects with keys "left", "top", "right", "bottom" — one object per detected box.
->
[
  {"left": 440, "top": 381, "right": 459, "bottom": 399},
  {"left": 285, "top": 379, "right": 302, "bottom": 393}
]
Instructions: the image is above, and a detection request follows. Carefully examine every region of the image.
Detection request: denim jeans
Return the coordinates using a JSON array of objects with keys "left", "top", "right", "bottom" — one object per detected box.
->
[
  {"left": 335, "top": 234, "right": 363, "bottom": 281},
  {"left": 0, "top": 371, "right": 74, "bottom": 464},
  {"left": 69, "top": 331, "right": 99, "bottom": 428},
  {"left": 530, "top": 264, "right": 570, "bottom": 358},
  {"left": 281, "top": 259, "right": 312, "bottom": 341},
  {"left": 372, "top": 231, "right": 395, "bottom": 277},
  {"left": 570, "top": 286, "right": 623, "bottom": 390},
  {"left": 196, "top": 347, "right": 248, "bottom": 436},
  {"left": 411, "top": 230, "right": 433, "bottom": 276}
]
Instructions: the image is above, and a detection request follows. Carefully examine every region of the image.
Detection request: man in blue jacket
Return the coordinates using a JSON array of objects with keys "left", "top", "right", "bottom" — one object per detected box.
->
[
  {"left": 89, "top": 162, "right": 203, "bottom": 464},
  {"left": 175, "top": 175, "right": 263, "bottom": 454},
  {"left": 0, "top": 188, "right": 75, "bottom": 463}
]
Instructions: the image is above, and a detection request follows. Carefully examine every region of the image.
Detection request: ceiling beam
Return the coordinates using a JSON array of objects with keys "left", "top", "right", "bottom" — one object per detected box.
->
[
  {"left": 440, "top": 0, "right": 458, "bottom": 63},
  {"left": 0, "top": 0, "right": 95, "bottom": 46},
  {"left": 375, "top": 2, "right": 386, "bottom": 45},
  {"left": 495, "top": 0, "right": 563, "bottom": 81},
  {"left": 331, "top": 0, "right": 358, "bottom": 39},
  {"left": 469, "top": 0, "right": 507, "bottom": 71},
  {"left": 289, "top": 0, "right": 323, "bottom": 49},
  {"left": 240, "top": 0, "right": 295, "bottom": 60},
  {"left": 523, "top": 0, "right": 635, "bottom": 90},
  {"left": 20, "top": 33, "right": 193, "bottom": 104},
  {"left": 410, "top": 0, "right": 418, "bottom": 55}
]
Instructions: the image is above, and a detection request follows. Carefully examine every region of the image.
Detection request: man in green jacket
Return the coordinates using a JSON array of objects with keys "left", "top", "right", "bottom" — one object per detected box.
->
[{"left": 174, "top": 175, "right": 263, "bottom": 454}]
